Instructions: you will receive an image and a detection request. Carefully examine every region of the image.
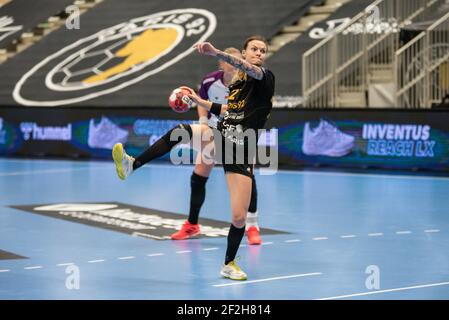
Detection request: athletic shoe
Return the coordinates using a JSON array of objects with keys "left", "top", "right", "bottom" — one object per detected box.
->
[
  {"left": 220, "top": 260, "right": 247, "bottom": 281},
  {"left": 302, "top": 119, "right": 355, "bottom": 157},
  {"left": 171, "top": 220, "right": 200, "bottom": 240},
  {"left": 246, "top": 226, "right": 262, "bottom": 245},
  {"left": 88, "top": 116, "right": 128, "bottom": 150},
  {"left": 112, "top": 143, "right": 134, "bottom": 180}
]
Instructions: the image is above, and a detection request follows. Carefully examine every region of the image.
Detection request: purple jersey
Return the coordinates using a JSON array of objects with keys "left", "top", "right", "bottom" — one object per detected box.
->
[{"left": 198, "top": 70, "right": 229, "bottom": 104}]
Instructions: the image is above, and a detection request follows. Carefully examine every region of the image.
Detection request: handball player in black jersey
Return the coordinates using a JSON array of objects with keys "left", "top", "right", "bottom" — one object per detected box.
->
[{"left": 112, "top": 35, "right": 275, "bottom": 280}]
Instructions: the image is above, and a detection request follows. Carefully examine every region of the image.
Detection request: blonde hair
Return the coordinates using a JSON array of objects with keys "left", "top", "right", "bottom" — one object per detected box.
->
[
  {"left": 220, "top": 47, "right": 243, "bottom": 84},
  {"left": 219, "top": 47, "right": 240, "bottom": 69},
  {"left": 224, "top": 47, "right": 240, "bottom": 55}
]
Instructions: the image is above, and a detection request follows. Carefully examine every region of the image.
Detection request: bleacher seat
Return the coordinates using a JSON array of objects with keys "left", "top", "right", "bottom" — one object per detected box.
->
[{"left": 0, "top": 0, "right": 321, "bottom": 107}]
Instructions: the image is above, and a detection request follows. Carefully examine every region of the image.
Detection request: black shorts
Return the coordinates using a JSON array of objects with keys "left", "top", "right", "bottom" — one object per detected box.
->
[
  {"left": 212, "top": 131, "right": 255, "bottom": 178},
  {"left": 222, "top": 162, "right": 254, "bottom": 178}
]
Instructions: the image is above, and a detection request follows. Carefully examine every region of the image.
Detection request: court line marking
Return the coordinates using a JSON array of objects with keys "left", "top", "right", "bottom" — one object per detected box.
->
[
  {"left": 1, "top": 159, "right": 108, "bottom": 166},
  {"left": 143, "top": 163, "right": 449, "bottom": 181},
  {"left": 88, "top": 259, "right": 105, "bottom": 263},
  {"left": 313, "top": 237, "right": 328, "bottom": 241},
  {"left": 276, "top": 168, "right": 449, "bottom": 181},
  {"left": 368, "top": 233, "right": 384, "bottom": 237},
  {"left": 0, "top": 166, "right": 109, "bottom": 177},
  {"left": 176, "top": 250, "right": 192, "bottom": 254},
  {"left": 118, "top": 256, "right": 135, "bottom": 260},
  {"left": 4, "top": 159, "right": 448, "bottom": 181},
  {"left": 261, "top": 242, "right": 273, "bottom": 246},
  {"left": 317, "top": 281, "right": 449, "bottom": 300},
  {"left": 213, "top": 272, "right": 322, "bottom": 287},
  {"left": 0, "top": 228, "right": 442, "bottom": 274},
  {"left": 0, "top": 269, "right": 10, "bottom": 272},
  {"left": 57, "top": 263, "right": 74, "bottom": 267},
  {"left": 24, "top": 266, "right": 43, "bottom": 270}
]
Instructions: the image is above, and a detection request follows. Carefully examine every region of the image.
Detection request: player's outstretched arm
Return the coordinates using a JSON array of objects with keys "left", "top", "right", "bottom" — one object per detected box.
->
[{"left": 193, "top": 42, "right": 263, "bottom": 80}]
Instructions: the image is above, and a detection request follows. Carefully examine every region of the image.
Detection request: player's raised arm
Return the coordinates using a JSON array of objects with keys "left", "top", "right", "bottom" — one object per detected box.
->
[{"left": 194, "top": 42, "right": 264, "bottom": 80}]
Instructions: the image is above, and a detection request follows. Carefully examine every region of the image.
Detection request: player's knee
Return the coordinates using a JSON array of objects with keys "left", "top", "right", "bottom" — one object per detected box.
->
[
  {"left": 232, "top": 209, "right": 247, "bottom": 228},
  {"left": 162, "top": 123, "right": 192, "bottom": 145},
  {"left": 232, "top": 219, "right": 246, "bottom": 229},
  {"left": 194, "top": 162, "right": 213, "bottom": 177},
  {"left": 176, "top": 123, "right": 193, "bottom": 140}
]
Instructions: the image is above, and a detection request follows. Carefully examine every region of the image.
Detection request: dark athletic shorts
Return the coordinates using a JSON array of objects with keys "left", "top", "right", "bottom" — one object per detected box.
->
[{"left": 212, "top": 130, "right": 255, "bottom": 178}]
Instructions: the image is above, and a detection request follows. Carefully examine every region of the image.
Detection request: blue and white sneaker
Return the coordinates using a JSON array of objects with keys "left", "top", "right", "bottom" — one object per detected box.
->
[
  {"left": 302, "top": 119, "right": 355, "bottom": 157},
  {"left": 112, "top": 143, "right": 134, "bottom": 180}
]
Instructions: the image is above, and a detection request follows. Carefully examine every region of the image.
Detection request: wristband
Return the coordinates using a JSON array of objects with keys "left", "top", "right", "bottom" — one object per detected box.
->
[{"left": 210, "top": 103, "right": 221, "bottom": 116}]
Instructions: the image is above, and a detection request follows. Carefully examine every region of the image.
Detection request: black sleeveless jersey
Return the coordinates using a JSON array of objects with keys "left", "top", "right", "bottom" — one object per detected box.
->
[{"left": 217, "top": 67, "right": 275, "bottom": 146}]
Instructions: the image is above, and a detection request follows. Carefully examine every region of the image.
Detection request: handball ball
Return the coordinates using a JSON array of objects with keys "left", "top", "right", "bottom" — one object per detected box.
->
[{"left": 168, "top": 86, "right": 194, "bottom": 113}]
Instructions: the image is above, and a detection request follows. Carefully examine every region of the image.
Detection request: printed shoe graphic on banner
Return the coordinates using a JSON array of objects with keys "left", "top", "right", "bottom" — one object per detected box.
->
[
  {"left": 302, "top": 119, "right": 355, "bottom": 157},
  {"left": 0, "top": 117, "right": 5, "bottom": 144},
  {"left": 88, "top": 116, "right": 128, "bottom": 149}
]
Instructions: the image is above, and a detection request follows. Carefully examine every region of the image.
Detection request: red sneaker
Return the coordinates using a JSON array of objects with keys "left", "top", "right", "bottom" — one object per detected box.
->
[
  {"left": 171, "top": 221, "right": 200, "bottom": 240},
  {"left": 246, "top": 226, "right": 262, "bottom": 245}
]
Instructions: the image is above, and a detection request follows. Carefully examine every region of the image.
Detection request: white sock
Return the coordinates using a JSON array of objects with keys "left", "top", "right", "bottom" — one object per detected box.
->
[{"left": 245, "top": 211, "right": 259, "bottom": 231}]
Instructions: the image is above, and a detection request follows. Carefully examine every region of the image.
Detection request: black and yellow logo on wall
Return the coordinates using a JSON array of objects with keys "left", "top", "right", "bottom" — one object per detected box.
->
[{"left": 14, "top": 9, "right": 216, "bottom": 106}]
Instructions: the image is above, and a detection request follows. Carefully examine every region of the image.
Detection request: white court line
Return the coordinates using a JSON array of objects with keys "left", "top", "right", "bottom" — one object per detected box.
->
[
  {"left": 6, "top": 159, "right": 448, "bottom": 181},
  {"left": 203, "top": 247, "right": 219, "bottom": 251},
  {"left": 285, "top": 239, "right": 301, "bottom": 243},
  {"left": 140, "top": 163, "right": 449, "bottom": 182},
  {"left": 313, "top": 237, "right": 328, "bottom": 241},
  {"left": 396, "top": 231, "right": 412, "bottom": 235},
  {"left": 276, "top": 168, "right": 449, "bottom": 181},
  {"left": 0, "top": 166, "right": 109, "bottom": 177},
  {"left": 368, "top": 233, "right": 384, "bottom": 237},
  {"left": 425, "top": 229, "right": 440, "bottom": 233},
  {"left": 340, "top": 235, "right": 356, "bottom": 238},
  {"left": 118, "top": 256, "right": 135, "bottom": 260},
  {"left": 176, "top": 250, "right": 192, "bottom": 254},
  {"left": 88, "top": 259, "right": 105, "bottom": 263},
  {"left": 213, "top": 272, "right": 322, "bottom": 287},
  {"left": 57, "top": 263, "right": 74, "bottom": 267},
  {"left": 240, "top": 244, "right": 247, "bottom": 248},
  {"left": 0, "top": 269, "right": 10, "bottom": 273},
  {"left": 261, "top": 242, "right": 273, "bottom": 246},
  {"left": 147, "top": 253, "right": 164, "bottom": 257},
  {"left": 317, "top": 281, "right": 449, "bottom": 300},
  {"left": 1, "top": 159, "right": 108, "bottom": 165},
  {"left": 24, "top": 266, "right": 43, "bottom": 270}
]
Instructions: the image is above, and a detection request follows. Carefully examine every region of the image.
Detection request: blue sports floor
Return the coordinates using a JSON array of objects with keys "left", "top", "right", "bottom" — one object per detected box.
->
[{"left": 1, "top": 157, "right": 449, "bottom": 300}]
